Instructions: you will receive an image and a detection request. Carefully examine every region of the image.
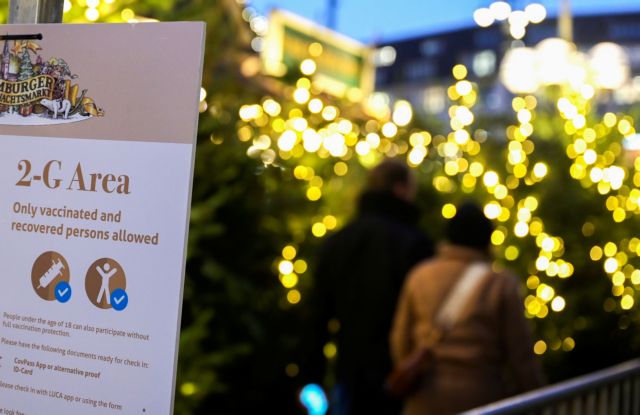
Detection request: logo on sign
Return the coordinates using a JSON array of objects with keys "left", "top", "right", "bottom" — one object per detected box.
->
[{"left": 0, "top": 38, "right": 104, "bottom": 125}]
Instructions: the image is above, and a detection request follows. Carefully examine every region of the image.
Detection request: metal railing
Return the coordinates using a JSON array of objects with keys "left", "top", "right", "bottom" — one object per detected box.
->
[{"left": 460, "top": 359, "right": 640, "bottom": 415}]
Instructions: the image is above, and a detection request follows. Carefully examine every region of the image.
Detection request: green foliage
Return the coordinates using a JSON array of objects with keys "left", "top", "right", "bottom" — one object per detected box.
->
[{"left": 4, "top": 2, "right": 640, "bottom": 414}]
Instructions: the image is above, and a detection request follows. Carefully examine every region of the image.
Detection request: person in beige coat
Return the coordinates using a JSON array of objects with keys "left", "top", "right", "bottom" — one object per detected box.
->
[{"left": 390, "top": 202, "right": 544, "bottom": 415}]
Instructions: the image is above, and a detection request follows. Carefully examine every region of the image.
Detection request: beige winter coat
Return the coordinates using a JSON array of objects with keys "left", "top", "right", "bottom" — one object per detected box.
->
[{"left": 390, "top": 244, "right": 544, "bottom": 415}]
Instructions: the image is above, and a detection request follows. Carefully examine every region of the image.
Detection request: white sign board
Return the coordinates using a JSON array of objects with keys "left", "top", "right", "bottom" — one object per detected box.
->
[{"left": 0, "top": 22, "right": 205, "bottom": 415}]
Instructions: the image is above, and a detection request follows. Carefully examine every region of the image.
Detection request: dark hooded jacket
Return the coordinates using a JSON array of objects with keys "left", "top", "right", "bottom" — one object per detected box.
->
[{"left": 308, "top": 190, "right": 434, "bottom": 413}]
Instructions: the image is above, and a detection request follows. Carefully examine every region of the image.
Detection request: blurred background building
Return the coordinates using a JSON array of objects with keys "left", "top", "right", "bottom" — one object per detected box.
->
[{"left": 374, "top": 11, "right": 640, "bottom": 119}]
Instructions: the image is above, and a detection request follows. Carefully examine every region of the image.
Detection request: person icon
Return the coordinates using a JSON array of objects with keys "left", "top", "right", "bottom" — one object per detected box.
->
[
  {"left": 85, "top": 258, "right": 126, "bottom": 309},
  {"left": 96, "top": 262, "right": 118, "bottom": 305}
]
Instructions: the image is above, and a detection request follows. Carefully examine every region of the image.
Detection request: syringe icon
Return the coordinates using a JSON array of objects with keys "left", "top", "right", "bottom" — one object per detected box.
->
[{"left": 36, "top": 259, "right": 65, "bottom": 289}]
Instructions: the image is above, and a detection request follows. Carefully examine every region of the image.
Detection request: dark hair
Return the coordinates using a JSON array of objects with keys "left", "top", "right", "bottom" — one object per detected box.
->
[
  {"left": 446, "top": 202, "right": 494, "bottom": 250},
  {"left": 366, "top": 159, "right": 411, "bottom": 193}
]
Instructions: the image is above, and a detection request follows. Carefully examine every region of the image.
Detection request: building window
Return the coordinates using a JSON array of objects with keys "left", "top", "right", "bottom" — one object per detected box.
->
[
  {"left": 404, "top": 60, "right": 437, "bottom": 81},
  {"left": 473, "top": 50, "right": 497, "bottom": 78},
  {"left": 420, "top": 39, "right": 444, "bottom": 57},
  {"left": 423, "top": 86, "right": 446, "bottom": 114}
]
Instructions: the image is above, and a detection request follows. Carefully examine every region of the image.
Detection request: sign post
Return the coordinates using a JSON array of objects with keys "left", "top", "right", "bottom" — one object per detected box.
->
[
  {"left": 9, "top": 0, "right": 63, "bottom": 24},
  {"left": 0, "top": 21, "right": 205, "bottom": 415}
]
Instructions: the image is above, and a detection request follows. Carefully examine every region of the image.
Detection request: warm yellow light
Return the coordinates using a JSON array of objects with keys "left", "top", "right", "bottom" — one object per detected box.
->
[
  {"left": 323, "top": 133, "right": 346, "bottom": 157},
  {"left": 514, "top": 222, "right": 529, "bottom": 237},
  {"left": 293, "top": 88, "right": 310, "bottom": 104},
  {"left": 613, "top": 208, "right": 626, "bottom": 222},
  {"left": 323, "top": 342, "right": 337, "bottom": 359},
  {"left": 453, "top": 64, "right": 468, "bottom": 80},
  {"left": 355, "top": 141, "right": 371, "bottom": 156},
  {"left": 484, "top": 202, "right": 501, "bottom": 219},
  {"left": 474, "top": 7, "right": 495, "bottom": 27},
  {"left": 604, "top": 242, "right": 617, "bottom": 257},
  {"left": 307, "top": 187, "right": 322, "bottom": 201},
  {"left": 535, "top": 284, "right": 552, "bottom": 302},
  {"left": 309, "top": 42, "right": 323, "bottom": 57},
  {"left": 322, "top": 106, "right": 338, "bottom": 121},
  {"left": 308, "top": 98, "right": 323, "bottom": 113},
  {"left": 542, "top": 237, "right": 555, "bottom": 252},
  {"left": 442, "top": 204, "right": 457, "bottom": 219},
  {"left": 408, "top": 147, "right": 426, "bottom": 166},
  {"left": 505, "top": 246, "right": 519, "bottom": 260},
  {"left": 612, "top": 272, "right": 626, "bottom": 286},
  {"left": 300, "top": 59, "right": 317, "bottom": 75},
  {"left": 382, "top": 122, "right": 398, "bottom": 138},
  {"left": 454, "top": 130, "right": 470, "bottom": 145},
  {"left": 302, "top": 129, "right": 322, "bottom": 152},
  {"left": 63, "top": 0, "right": 72, "bottom": 13},
  {"left": 239, "top": 104, "right": 262, "bottom": 121},
  {"left": 262, "top": 99, "right": 281, "bottom": 116},
  {"left": 287, "top": 289, "right": 301, "bottom": 304},
  {"left": 562, "top": 337, "right": 575, "bottom": 351},
  {"left": 279, "top": 260, "right": 294, "bottom": 275},
  {"left": 312, "top": 222, "right": 327, "bottom": 237},
  {"left": 517, "top": 109, "right": 532, "bottom": 124},
  {"left": 281, "top": 273, "right": 299, "bottom": 288},
  {"left": 455, "top": 80, "right": 473, "bottom": 96},
  {"left": 282, "top": 245, "right": 297, "bottom": 260},
  {"left": 294, "top": 259, "right": 308, "bottom": 274},
  {"left": 551, "top": 296, "right": 566, "bottom": 312},
  {"left": 590, "top": 42, "right": 630, "bottom": 90},
  {"left": 278, "top": 130, "right": 297, "bottom": 151},
  {"left": 85, "top": 7, "right": 100, "bottom": 21},
  {"left": 533, "top": 162, "right": 548, "bottom": 178},
  {"left": 494, "top": 185, "right": 508, "bottom": 200},
  {"left": 604, "top": 257, "right": 619, "bottom": 274},
  {"left": 121, "top": 8, "right": 134, "bottom": 21},
  {"left": 443, "top": 161, "right": 458, "bottom": 176},
  {"left": 604, "top": 112, "right": 617, "bottom": 128},
  {"left": 500, "top": 47, "right": 538, "bottom": 93},
  {"left": 536, "top": 256, "right": 550, "bottom": 271},
  {"left": 525, "top": 3, "right": 547, "bottom": 24},
  {"left": 470, "top": 162, "right": 484, "bottom": 177},
  {"left": 180, "top": 382, "right": 198, "bottom": 396},
  {"left": 583, "top": 149, "right": 597, "bottom": 165},
  {"left": 392, "top": 100, "right": 413, "bottom": 127},
  {"left": 455, "top": 106, "right": 474, "bottom": 126},
  {"left": 621, "top": 295, "right": 635, "bottom": 310},
  {"left": 491, "top": 230, "right": 505, "bottom": 245},
  {"left": 534, "top": 340, "right": 547, "bottom": 355},
  {"left": 483, "top": 171, "right": 499, "bottom": 187}
]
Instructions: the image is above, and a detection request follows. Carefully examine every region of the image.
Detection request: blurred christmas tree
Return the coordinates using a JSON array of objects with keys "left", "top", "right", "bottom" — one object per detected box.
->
[{"left": 2, "top": 1, "right": 640, "bottom": 414}]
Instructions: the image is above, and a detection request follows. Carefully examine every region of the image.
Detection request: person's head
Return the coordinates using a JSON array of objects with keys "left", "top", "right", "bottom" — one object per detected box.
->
[
  {"left": 366, "top": 159, "right": 416, "bottom": 202},
  {"left": 446, "top": 202, "right": 494, "bottom": 252}
]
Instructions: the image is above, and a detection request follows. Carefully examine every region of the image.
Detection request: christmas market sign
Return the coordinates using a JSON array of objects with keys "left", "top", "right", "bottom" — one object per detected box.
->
[
  {"left": 262, "top": 9, "right": 374, "bottom": 98},
  {"left": 0, "top": 23, "right": 205, "bottom": 415},
  {"left": 0, "top": 39, "right": 102, "bottom": 125}
]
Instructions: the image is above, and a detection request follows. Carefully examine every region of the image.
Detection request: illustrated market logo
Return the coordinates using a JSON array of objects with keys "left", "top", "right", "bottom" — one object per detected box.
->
[{"left": 0, "top": 38, "right": 104, "bottom": 126}]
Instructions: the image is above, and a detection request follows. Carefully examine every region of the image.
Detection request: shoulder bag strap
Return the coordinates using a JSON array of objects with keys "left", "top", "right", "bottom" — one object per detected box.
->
[{"left": 434, "top": 262, "right": 491, "bottom": 331}]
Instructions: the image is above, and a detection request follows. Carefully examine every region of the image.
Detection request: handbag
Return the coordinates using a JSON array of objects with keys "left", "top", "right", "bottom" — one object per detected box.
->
[{"left": 385, "top": 262, "right": 491, "bottom": 398}]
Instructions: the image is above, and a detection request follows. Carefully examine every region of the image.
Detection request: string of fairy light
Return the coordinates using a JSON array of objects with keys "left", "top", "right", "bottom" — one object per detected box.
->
[
  {"left": 233, "top": 13, "right": 637, "bottom": 361},
  {"left": 29, "top": 0, "right": 638, "bottom": 374},
  {"left": 557, "top": 79, "right": 640, "bottom": 314},
  {"left": 234, "top": 42, "right": 588, "bottom": 359}
]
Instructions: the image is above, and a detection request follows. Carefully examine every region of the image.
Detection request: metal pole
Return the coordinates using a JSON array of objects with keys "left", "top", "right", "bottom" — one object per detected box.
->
[
  {"left": 9, "top": 0, "right": 63, "bottom": 24},
  {"left": 558, "top": 0, "right": 573, "bottom": 42},
  {"left": 327, "top": 0, "right": 337, "bottom": 30}
]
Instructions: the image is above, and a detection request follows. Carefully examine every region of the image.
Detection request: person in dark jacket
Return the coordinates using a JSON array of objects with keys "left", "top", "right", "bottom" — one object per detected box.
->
[{"left": 308, "top": 159, "right": 434, "bottom": 415}]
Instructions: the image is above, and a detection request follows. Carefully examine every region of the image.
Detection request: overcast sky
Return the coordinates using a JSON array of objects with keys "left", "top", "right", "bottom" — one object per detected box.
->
[{"left": 248, "top": 0, "right": 640, "bottom": 42}]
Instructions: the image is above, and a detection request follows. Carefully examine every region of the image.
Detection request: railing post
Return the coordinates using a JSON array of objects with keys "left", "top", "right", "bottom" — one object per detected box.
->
[{"left": 9, "top": 0, "right": 63, "bottom": 24}]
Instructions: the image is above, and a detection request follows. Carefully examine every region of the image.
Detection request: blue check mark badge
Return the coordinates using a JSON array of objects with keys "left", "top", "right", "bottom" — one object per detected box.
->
[
  {"left": 55, "top": 281, "right": 72, "bottom": 303},
  {"left": 110, "top": 288, "right": 128, "bottom": 311}
]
